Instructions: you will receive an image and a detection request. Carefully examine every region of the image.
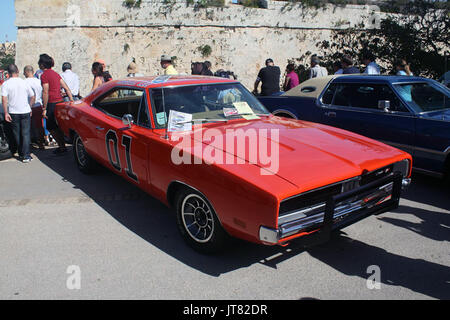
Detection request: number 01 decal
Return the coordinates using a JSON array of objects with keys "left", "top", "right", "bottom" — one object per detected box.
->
[{"left": 105, "top": 130, "right": 138, "bottom": 182}]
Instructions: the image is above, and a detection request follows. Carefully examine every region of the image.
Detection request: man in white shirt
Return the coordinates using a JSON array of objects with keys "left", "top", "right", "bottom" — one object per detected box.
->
[
  {"left": 362, "top": 53, "right": 381, "bottom": 75},
  {"left": 60, "top": 62, "right": 80, "bottom": 101},
  {"left": 310, "top": 55, "right": 328, "bottom": 79},
  {"left": 24, "top": 65, "right": 45, "bottom": 149},
  {"left": 1, "top": 64, "right": 35, "bottom": 162}
]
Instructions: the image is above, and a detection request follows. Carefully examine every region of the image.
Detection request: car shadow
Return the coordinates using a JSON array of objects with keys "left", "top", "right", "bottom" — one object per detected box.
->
[
  {"left": 403, "top": 172, "right": 450, "bottom": 210},
  {"left": 33, "top": 147, "right": 450, "bottom": 299},
  {"left": 377, "top": 204, "right": 450, "bottom": 242},
  {"left": 306, "top": 233, "right": 450, "bottom": 300},
  {"left": 32, "top": 146, "right": 309, "bottom": 277}
]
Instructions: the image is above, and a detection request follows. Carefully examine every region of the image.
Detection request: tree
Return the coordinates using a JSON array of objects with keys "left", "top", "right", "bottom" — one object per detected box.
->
[
  {"left": 0, "top": 54, "right": 15, "bottom": 70},
  {"left": 316, "top": 0, "right": 450, "bottom": 78}
]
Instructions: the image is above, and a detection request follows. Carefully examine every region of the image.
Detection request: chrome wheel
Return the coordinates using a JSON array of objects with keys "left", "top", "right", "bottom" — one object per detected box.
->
[
  {"left": 181, "top": 194, "right": 214, "bottom": 243},
  {"left": 72, "top": 133, "right": 97, "bottom": 174},
  {"left": 75, "top": 136, "right": 87, "bottom": 167}
]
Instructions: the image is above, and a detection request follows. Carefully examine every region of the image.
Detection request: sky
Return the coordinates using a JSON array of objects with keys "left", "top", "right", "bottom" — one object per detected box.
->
[{"left": 0, "top": 0, "right": 17, "bottom": 43}]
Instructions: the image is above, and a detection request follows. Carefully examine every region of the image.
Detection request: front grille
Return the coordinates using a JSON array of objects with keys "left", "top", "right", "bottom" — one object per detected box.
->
[
  {"left": 279, "top": 164, "right": 395, "bottom": 221},
  {"left": 278, "top": 177, "right": 397, "bottom": 239},
  {"left": 279, "top": 183, "right": 341, "bottom": 216}
]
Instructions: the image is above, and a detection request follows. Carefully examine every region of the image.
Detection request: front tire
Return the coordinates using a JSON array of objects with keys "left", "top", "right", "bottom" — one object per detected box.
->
[
  {"left": 73, "top": 133, "right": 98, "bottom": 174},
  {"left": 175, "top": 188, "right": 228, "bottom": 254}
]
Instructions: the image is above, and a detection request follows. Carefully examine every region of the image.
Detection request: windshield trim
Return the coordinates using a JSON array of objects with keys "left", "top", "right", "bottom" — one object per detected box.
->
[{"left": 148, "top": 81, "right": 240, "bottom": 90}]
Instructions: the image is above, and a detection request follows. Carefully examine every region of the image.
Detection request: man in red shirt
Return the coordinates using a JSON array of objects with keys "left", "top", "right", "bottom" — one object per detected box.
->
[{"left": 39, "top": 54, "right": 74, "bottom": 154}]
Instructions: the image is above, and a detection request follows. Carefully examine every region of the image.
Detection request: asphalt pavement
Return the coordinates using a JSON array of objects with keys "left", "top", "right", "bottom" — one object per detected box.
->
[{"left": 0, "top": 146, "right": 449, "bottom": 300}]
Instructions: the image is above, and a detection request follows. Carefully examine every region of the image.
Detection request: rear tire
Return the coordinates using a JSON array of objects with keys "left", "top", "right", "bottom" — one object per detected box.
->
[
  {"left": 73, "top": 133, "right": 98, "bottom": 174},
  {"left": 175, "top": 188, "right": 228, "bottom": 254}
]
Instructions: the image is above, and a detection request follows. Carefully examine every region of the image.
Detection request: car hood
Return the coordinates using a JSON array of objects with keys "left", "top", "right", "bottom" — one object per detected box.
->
[
  {"left": 419, "top": 109, "right": 450, "bottom": 122},
  {"left": 185, "top": 116, "right": 409, "bottom": 193}
]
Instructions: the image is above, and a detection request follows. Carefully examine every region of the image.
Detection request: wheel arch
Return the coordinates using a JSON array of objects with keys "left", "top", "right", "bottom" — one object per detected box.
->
[
  {"left": 166, "top": 180, "right": 227, "bottom": 229},
  {"left": 68, "top": 129, "right": 77, "bottom": 142},
  {"left": 167, "top": 181, "right": 210, "bottom": 209}
]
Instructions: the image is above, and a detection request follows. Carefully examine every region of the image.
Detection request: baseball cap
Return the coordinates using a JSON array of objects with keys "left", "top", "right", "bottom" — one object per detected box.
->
[{"left": 160, "top": 55, "right": 172, "bottom": 62}]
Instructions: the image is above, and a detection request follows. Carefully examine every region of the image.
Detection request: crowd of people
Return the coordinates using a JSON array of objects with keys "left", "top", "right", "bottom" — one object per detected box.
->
[
  {"left": 0, "top": 53, "right": 181, "bottom": 163},
  {"left": 0, "top": 50, "right": 414, "bottom": 163},
  {"left": 253, "top": 53, "right": 414, "bottom": 96}
]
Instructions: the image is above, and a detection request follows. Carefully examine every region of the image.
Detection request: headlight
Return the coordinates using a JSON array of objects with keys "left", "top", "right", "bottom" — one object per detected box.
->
[{"left": 393, "top": 159, "right": 410, "bottom": 178}]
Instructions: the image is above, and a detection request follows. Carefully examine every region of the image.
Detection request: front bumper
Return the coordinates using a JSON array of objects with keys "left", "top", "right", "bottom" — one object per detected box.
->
[{"left": 260, "top": 172, "right": 406, "bottom": 246}]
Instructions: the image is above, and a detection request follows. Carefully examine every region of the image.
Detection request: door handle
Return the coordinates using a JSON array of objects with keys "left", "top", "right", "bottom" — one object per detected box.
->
[
  {"left": 96, "top": 126, "right": 105, "bottom": 131},
  {"left": 325, "top": 111, "right": 336, "bottom": 118}
]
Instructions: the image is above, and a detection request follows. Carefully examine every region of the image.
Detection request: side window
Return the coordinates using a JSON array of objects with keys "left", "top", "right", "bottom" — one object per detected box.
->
[
  {"left": 321, "top": 84, "right": 336, "bottom": 105},
  {"left": 377, "top": 85, "right": 408, "bottom": 112},
  {"left": 332, "top": 84, "right": 408, "bottom": 112},
  {"left": 351, "top": 85, "right": 378, "bottom": 109},
  {"left": 93, "top": 88, "right": 144, "bottom": 123},
  {"left": 137, "top": 94, "right": 151, "bottom": 128},
  {"left": 332, "top": 84, "right": 352, "bottom": 107},
  {"left": 150, "top": 89, "right": 166, "bottom": 129}
]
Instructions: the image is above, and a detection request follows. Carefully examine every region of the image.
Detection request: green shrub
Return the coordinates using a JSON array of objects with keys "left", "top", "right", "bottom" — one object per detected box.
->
[
  {"left": 123, "top": 0, "right": 142, "bottom": 9},
  {"left": 197, "top": 45, "right": 212, "bottom": 57}
]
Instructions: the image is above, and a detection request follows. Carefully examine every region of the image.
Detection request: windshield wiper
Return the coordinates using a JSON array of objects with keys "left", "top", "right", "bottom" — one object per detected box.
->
[
  {"left": 225, "top": 113, "right": 269, "bottom": 118},
  {"left": 175, "top": 118, "right": 229, "bottom": 124}
]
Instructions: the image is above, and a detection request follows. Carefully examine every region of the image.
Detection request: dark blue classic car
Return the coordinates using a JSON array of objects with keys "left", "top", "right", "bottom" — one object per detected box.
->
[{"left": 258, "top": 75, "right": 450, "bottom": 179}]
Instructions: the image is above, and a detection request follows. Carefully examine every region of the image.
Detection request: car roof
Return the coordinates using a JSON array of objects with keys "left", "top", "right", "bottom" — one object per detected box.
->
[
  {"left": 331, "top": 74, "right": 429, "bottom": 83},
  {"left": 282, "top": 74, "right": 434, "bottom": 98},
  {"left": 111, "top": 75, "right": 237, "bottom": 88},
  {"left": 283, "top": 75, "right": 337, "bottom": 98}
]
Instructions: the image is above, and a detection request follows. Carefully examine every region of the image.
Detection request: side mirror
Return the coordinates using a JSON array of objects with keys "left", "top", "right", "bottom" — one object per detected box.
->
[
  {"left": 122, "top": 114, "right": 134, "bottom": 128},
  {"left": 378, "top": 100, "right": 391, "bottom": 112}
]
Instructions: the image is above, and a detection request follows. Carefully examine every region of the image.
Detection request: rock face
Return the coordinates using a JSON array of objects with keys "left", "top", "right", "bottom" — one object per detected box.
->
[{"left": 15, "top": 0, "right": 383, "bottom": 95}]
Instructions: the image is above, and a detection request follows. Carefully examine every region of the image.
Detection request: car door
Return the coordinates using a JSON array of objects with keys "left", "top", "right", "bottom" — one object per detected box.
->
[
  {"left": 414, "top": 117, "right": 450, "bottom": 174},
  {"left": 394, "top": 81, "right": 450, "bottom": 174},
  {"left": 91, "top": 87, "right": 152, "bottom": 188},
  {"left": 320, "top": 82, "right": 416, "bottom": 156}
]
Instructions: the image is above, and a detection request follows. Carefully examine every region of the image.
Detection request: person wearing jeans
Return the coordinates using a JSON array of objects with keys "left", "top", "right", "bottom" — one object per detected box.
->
[
  {"left": 1, "top": 64, "right": 35, "bottom": 162},
  {"left": 24, "top": 65, "right": 45, "bottom": 150},
  {"left": 10, "top": 114, "right": 32, "bottom": 161}
]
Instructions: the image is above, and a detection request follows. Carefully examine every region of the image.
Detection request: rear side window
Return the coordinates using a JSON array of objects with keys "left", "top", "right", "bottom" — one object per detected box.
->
[
  {"left": 321, "top": 84, "right": 337, "bottom": 105},
  {"left": 331, "top": 83, "right": 407, "bottom": 112},
  {"left": 333, "top": 85, "right": 352, "bottom": 107}
]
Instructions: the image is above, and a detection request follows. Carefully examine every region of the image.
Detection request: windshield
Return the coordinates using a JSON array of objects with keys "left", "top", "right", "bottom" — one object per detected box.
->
[
  {"left": 150, "top": 83, "right": 270, "bottom": 128},
  {"left": 393, "top": 82, "right": 450, "bottom": 113}
]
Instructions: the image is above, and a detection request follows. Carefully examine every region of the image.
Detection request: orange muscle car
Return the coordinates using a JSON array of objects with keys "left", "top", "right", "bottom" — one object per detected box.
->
[{"left": 55, "top": 75, "right": 412, "bottom": 253}]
